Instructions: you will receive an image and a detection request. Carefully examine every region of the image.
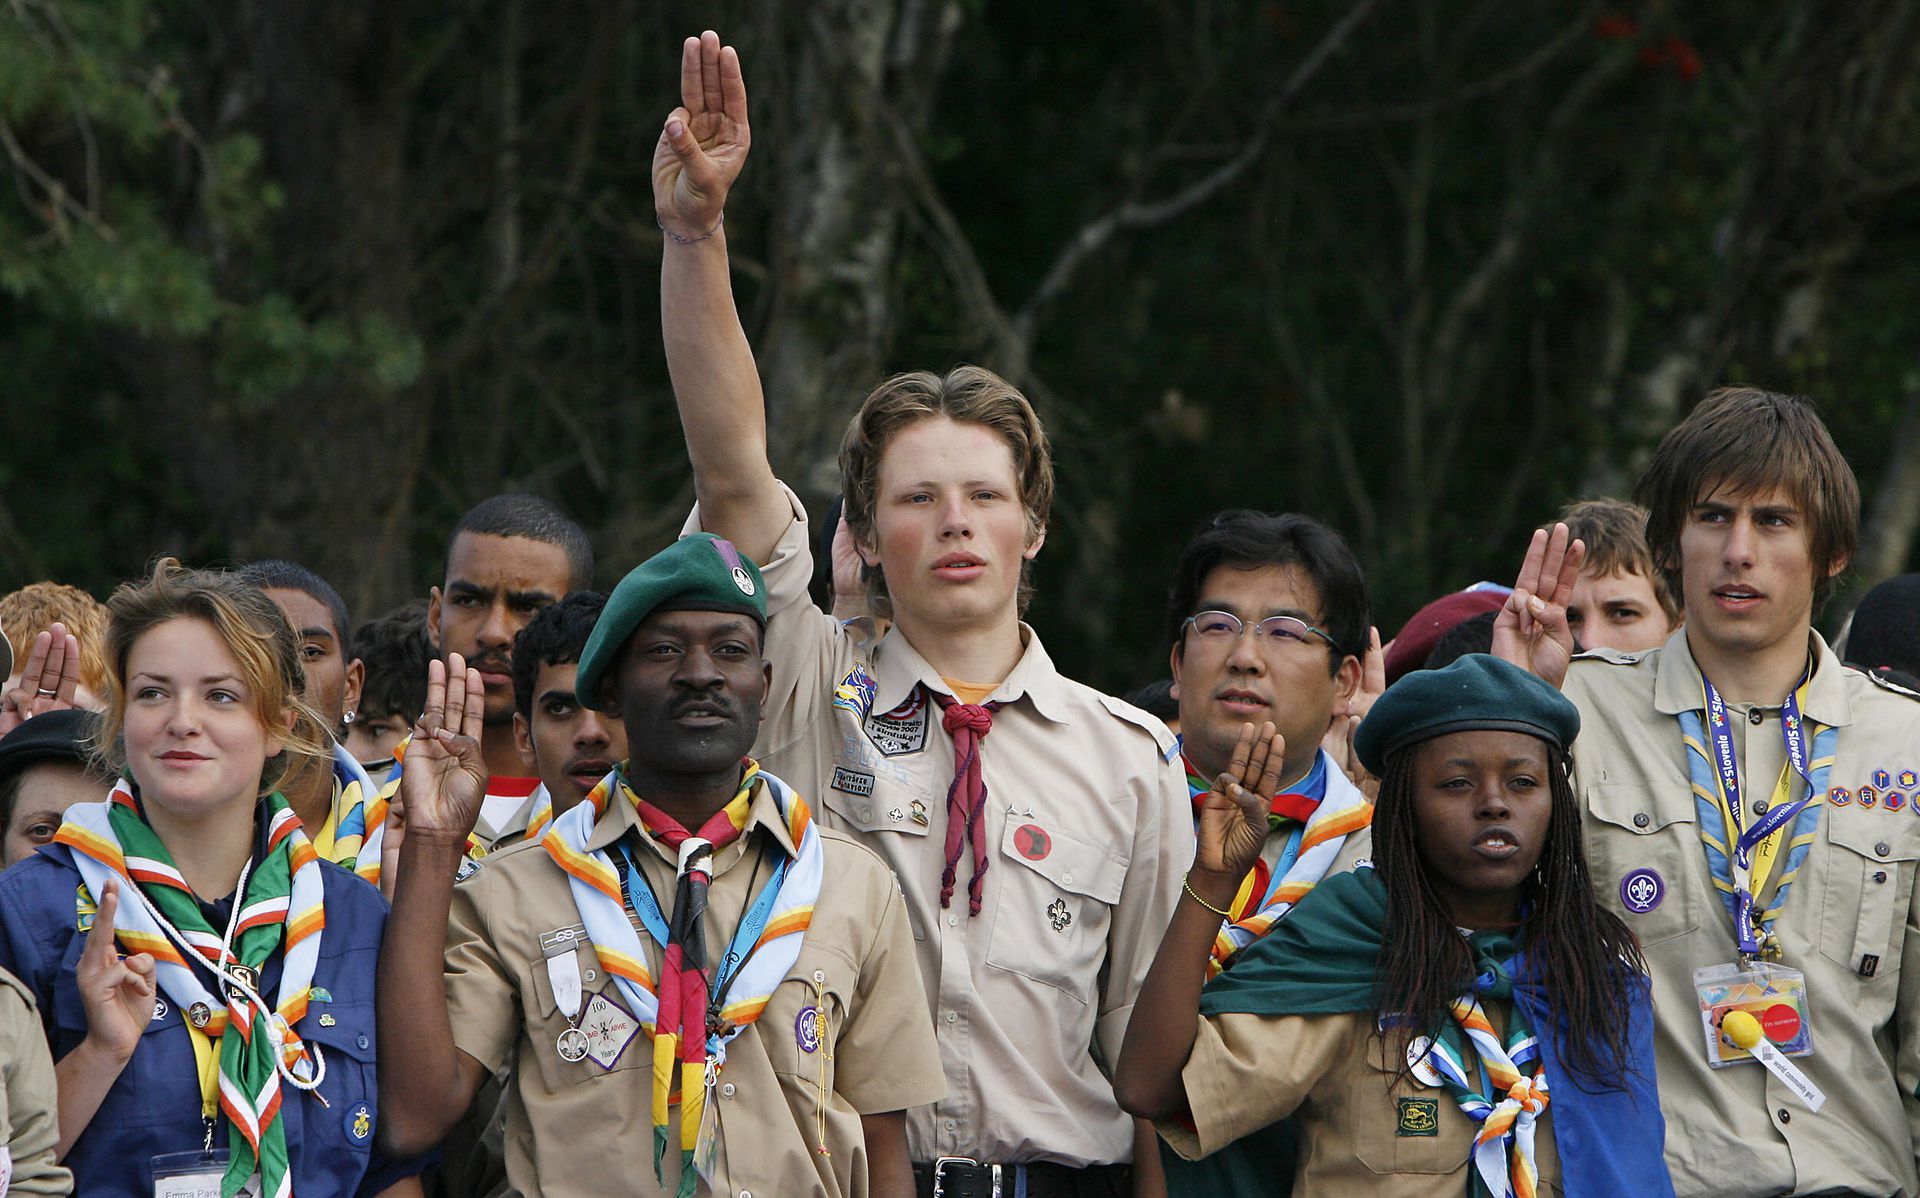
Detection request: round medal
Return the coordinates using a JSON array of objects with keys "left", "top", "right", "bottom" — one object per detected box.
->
[
  {"left": 557, "top": 1026, "right": 590, "bottom": 1063},
  {"left": 188, "top": 1002, "right": 212, "bottom": 1029},
  {"left": 1406, "top": 1034, "right": 1445, "bottom": 1086}
]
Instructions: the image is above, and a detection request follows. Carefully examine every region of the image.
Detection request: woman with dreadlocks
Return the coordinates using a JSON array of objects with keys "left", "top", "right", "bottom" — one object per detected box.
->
[{"left": 1117, "top": 653, "right": 1672, "bottom": 1196}]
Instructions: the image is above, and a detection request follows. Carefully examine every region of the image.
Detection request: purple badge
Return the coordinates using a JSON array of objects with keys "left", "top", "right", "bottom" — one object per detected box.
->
[
  {"left": 1874, "top": 768, "right": 1892, "bottom": 790},
  {"left": 1620, "top": 868, "right": 1664, "bottom": 914},
  {"left": 796, "top": 1006, "right": 822, "bottom": 1054},
  {"left": 1902, "top": 770, "right": 1919, "bottom": 790}
]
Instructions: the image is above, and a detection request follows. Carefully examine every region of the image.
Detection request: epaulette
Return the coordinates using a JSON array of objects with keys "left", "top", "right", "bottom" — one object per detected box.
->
[
  {"left": 1571, "top": 645, "right": 1650, "bottom": 667},
  {"left": 1097, "top": 692, "right": 1177, "bottom": 755},
  {"left": 0, "top": 964, "right": 36, "bottom": 1011},
  {"left": 1863, "top": 668, "right": 1920, "bottom": 702}
]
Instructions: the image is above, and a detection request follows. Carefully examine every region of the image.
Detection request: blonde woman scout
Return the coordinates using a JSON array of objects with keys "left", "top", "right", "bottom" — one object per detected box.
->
[
  {"left": 240, "top": 561, "right": 389, "bottom": 891},
  {"left": 1117, "top": 655, "right": 1673, "bottom": 1197},
  {"left": 377, "top": 534, "right": 944, "bottom": 1197},
  {"left": 1495, "top": 387, "right": 1920, "bottom": 1197},
  {"left": 658, "top": 31, "right": 1193, "bottom": 1195},
  {"left": 0, "top": 559, "right": 424, "bottom": 1197}
]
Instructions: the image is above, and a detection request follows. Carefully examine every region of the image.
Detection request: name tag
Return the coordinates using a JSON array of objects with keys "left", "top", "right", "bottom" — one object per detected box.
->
[{"left": 151, "top": 1152, "right": 259, "bottom": 1198}]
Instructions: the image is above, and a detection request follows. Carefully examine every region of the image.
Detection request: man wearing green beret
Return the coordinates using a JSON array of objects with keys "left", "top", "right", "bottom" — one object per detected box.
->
[
  {"left": 377, "top": 533, "right": 946, "bottom": 1197},
  {"left": 1496, "top": 387, "right": 1920, "bottom": 1198}
]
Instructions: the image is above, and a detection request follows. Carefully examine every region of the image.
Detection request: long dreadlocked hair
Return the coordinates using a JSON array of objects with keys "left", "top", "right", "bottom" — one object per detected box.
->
[{"left": 1370, "top": 742, "right": 1646, "bottom": 1088}]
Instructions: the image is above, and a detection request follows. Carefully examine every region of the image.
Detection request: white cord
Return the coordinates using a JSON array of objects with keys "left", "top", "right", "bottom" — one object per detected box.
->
[{"left": 122, "top": 863, "right": 329, "bottom": 1095}]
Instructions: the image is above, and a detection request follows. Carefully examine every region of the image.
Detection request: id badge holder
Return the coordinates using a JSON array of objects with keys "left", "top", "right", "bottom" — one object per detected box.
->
[
  {"left": 1694, "top": 960, "right": 1814, "bottom": 1068},
  {"left": 150, "top": 1151, "right": 260, "bottom": 1198}
]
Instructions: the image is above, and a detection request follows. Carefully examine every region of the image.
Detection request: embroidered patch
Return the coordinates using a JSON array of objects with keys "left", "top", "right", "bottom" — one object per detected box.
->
[
  {"left": 1048, "top": 898, "right": 1072, "bottom": 932},
  {"left": 830, "top": 766, "right": 875, "bottom": 798},
  {"left": 580, "top": 991, "right": 641, "bottom": 1069},
  {"left": 1619, "top": 868, "right": 1664, "bottom": 914},
  {"left": 1889, "top": 791, "right": 1908, "bottom": 813},
  {"left": 1014, "top": 823, "right": 1052, "bottom": 861},
  {"left": 1830, "top": 786, "right": 1853, "bottom": 807},
  {"left": 1861, "top": 785, "right": 1880, "bottom": 809},
  {"left": 864, "top": 693, "right": 929, "bottom": 757},
  {"left": 1903, "top": 770, "right": 1919, "bottom": 790},
  {"left": 833, "top": 662, "right": 877, "bottom": 718},
  {"left": 796, "top": 1006, "right": 822, "bottom": 1054},
  {"left": 1875, "top": 768, "right": 1893, "bottom": 790},
  {"left": 344, "top": 1101, "right": 374, "bottom": 1145},
  {"left": 1397, "top": 1098, "right": 1440, "bottom": 1136}
]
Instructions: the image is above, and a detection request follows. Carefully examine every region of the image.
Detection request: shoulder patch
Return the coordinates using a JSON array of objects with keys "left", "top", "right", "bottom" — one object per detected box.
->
[{"left": 1097, "top": 693, "right": 1177, "bottom": 753}]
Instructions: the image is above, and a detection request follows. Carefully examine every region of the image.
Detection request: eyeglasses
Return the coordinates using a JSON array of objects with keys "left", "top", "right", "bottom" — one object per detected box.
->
[{"left": 1181, "top": 610, "right": 1337, "bottom": 651}]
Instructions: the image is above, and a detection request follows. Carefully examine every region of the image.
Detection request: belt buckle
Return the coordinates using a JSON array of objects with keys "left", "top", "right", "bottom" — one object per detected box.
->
[{"left": 931, "top": 1156, "right": 1003, "bottom": 1198}]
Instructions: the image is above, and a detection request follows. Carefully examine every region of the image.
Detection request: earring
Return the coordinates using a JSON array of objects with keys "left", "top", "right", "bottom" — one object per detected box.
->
[{"left": 343, "top": 710, "right": 357, "bottom": 725}]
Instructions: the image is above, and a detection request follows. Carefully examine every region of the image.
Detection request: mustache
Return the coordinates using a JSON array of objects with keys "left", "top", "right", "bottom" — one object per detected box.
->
[
  {"left": 463, "top": 652, "right": 512, "bottom": 673},
  {"left": 668, "top": 691, "right": 737, "bottom": 718}
]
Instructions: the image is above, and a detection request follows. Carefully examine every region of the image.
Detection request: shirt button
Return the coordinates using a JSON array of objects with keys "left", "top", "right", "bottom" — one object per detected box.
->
[
  {"left": 944, "top": 1011, "right": 958, "bottom": 1024},
  {"left": 946, "top": 913, "right": 959, "bottom": 927},
  {"left": 1063, "top": 871, "right": 1074, "bottom": 885},
  {"left": 1751, "top": 800, "right": 1768, "bottom": 816},
  {"left": 1875, "top": 870, "right": 1889, "bottom": 884},
  {"left": 721, "top": 1082, "right": 737, "bottom": 1098},
  {"left": 944, "top": 1119, "right": 958, "bottom": 1132},
  {"left": 1632, "top": 813, "right": 1650, "bottom": 829},
  {"left": 356, "top": 1034, "right": 370, "bottom": 1050},
  {"left": 1877, "top": 842, "right": 1892, "bottom": 857},
  {"left": 1749, "top": 708, "right": 1765, "bottom": 726},
  {"left": 1777, "top": 1108, "right": 1791, "bottom": 1124}
]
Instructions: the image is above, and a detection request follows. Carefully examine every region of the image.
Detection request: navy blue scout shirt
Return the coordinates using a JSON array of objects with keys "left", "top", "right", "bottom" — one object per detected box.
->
[{"left": 0, "top": 844, "right": 422, "bottom": 1197}]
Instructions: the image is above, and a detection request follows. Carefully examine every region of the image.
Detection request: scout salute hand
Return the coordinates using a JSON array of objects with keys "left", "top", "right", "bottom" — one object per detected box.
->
[
  {"left": 0, "top": 620, "right": 81, "bottom": 737},
  {"left": 1492, "top": 522, "right": 1585, "bottom": 689},
  {"left": 1114, "top": 722, "right": 1284, "bottom": 1122},
  {"left": 57, "top": 875, "right": 159, "bottom": 1158},
  {"left": 397, "top": 655, "right": 490, "bottom": 844},
  {"left": 654, "top": 29, "right": 750, "bottom": 244}
]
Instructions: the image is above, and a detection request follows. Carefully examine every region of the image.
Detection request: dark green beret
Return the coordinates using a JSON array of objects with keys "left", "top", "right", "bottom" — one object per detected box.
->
[
  {"left": 575, "top": 533, "right": 768, "bottom": 710},
  {"left": 1354, "top": 653, "right": 1579, "bottom": 776}
]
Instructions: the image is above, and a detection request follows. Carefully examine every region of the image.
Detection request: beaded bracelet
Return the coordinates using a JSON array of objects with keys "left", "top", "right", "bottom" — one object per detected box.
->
[
  {"left": 658, "top": 213, "right": 724, "bottom": 245},
  {"left": 1182, "top": 872, "right": 1233, "bottom": 919}
]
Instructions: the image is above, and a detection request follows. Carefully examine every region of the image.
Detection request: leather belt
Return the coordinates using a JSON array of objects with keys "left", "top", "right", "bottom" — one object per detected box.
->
[{"left": 911, "top": 1157, "right": 1128, "bottom": 1198}]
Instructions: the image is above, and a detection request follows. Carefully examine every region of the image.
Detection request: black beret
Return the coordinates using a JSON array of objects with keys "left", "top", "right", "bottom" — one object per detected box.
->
[
  {"left": 0, "top": 708, "right": 99, "bottom": 788},
  {"left": 575, "top": 534, "right": 768, "bottom": 711},
  {"left": 1355, "top": 653, "right": 1579, "bottom": 776}
]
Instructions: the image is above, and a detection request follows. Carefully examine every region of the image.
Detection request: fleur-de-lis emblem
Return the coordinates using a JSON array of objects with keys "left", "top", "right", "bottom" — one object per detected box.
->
[{"left": 1047, "top": 898, "right": 1071, "bottom": 932}]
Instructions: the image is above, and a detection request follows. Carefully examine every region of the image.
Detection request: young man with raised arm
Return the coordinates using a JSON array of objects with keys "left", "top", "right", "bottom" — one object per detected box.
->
[
  {"left": 377, "top": 535, "right": 942, "bottom": 1197},
  {"left": 655, "top": 30, "right": 1192, "bottom": 1198},
  {"left": 1496, "top": 386, "right": 1920, "bottom": 1197}
]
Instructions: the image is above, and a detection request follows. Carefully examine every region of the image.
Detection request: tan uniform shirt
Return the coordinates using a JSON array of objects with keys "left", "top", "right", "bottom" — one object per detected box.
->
[
  {"left": 443, "top": 777, "right": 944, "bottom": 1197},
  {"left": 688, "top": 488, "right": 1194, "bottom": 1166},
  {"left": 1566, "top": 629, "right": 1920, "bottom": 1197},
  {"left": 0, "top": 966, "right": 70, "bottom": 1196},
  {"left": 1158, "top": 1007, "right": 1561, "bottom": 1196}
]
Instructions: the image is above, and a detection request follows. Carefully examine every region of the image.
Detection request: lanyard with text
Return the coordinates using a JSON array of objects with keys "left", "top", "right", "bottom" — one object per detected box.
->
[
  {"left": 613, "top": 839, "right": 787, "bottom": 1039},
  {"left": 1684, "top": 669, "right": 1832, "bottom": 960}
]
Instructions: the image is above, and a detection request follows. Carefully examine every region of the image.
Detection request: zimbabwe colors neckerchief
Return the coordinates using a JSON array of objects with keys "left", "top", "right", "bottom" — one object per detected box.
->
[
  {"left": 324, "top": 742, "right": 386, "bottom": 885},
  {"left": 1678, "top": 667, "right": 1834, "bottom": 958},
  {"left": 1418, "top": 931, "right": 1550, "bottom": 1198},
  {"left": 541, "top": 762, "right": 823, "bottom": 1197},
  {"left": 56, "top": 781, "right": 326, "bottom": 1198},
  {"left": 1181, "top": 743, "right": 1372, "bottom": 976}
]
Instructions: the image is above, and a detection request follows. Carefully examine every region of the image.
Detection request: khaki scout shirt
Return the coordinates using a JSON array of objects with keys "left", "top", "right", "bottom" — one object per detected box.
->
[
  {"left": 1158, "top": 1007, "right": 1561, "bottom": 1195},
  {"left": 687, "top": 487, "right": 1195, "bottom": 1166},
  {"left": 443, "top": 777, "right": 946, "bottom": 1197},
  {"left": 1566, "top": 629, "right": 1920, "bottom": 1197},
  {"left": 0, "top": 966, "right": 70, "bottom": 1196}
]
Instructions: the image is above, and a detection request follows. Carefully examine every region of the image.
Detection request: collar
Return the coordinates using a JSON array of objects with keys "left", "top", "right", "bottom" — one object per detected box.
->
[
  {"left": 582, "top": 773, "right": 800, "bottom": 862},
  {"left": 868, "top": 621, "right": 1070, "bottom": 724},
  {"left": 1652, "top": 626, "right": 1853, "bottom": 727}
]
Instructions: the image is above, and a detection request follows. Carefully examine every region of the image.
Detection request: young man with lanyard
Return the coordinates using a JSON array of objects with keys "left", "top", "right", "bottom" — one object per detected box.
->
[
  {"left": 1157, "top": 511, "right": 1375, "bottom": 1195},
  {"left": 377, "top": 534, "right": 944, "bottom": 1197},
  {"left": 239, "top": 560, "right": 389, "bottom": 889},
  {"left": 655, "top": 32, "right": 1193, "bottom": 1198},
  {"left": 509, "top": 590, "right": 630, "bottom": 842},
  {"left": 377, "top": 494, "right": 592, "bottom": 864},
  {"left": 1495, "top": 386, "right": 1920, "bottom": 1197}
]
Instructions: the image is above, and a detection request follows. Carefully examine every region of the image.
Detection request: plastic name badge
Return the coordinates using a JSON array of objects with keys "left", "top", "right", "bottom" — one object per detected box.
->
[
  {"left": 151, "top": 1152, "right": 259, "bottom": 1198},
  {"left": 1694, "top": 960, "right": 1813, "bottom": 1068}
]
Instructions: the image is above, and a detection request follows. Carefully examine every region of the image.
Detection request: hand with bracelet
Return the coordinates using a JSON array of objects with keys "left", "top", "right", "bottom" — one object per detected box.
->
[
  {"left": 1114, "top": 722, "right": 1283, "bottom": 1121},
  {"left": 651, "top": 29, "right": 749, "bottom": 246}
]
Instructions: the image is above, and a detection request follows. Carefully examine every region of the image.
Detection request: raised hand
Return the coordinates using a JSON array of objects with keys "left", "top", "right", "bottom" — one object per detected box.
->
[
  {"left": 1193, "top": 723, "right": 1282, "bottom": 887},
  {"left": 76, "top": 879, "right": 158, "bottom": 1063},
  {"left": 652, "top": 30, "right": 751, "bottom": 241},
  {"left": 0, "top": 622, "right": 81, "bottom": 736},
  {"left": 1492, "top": 523, "right": 1585, "bottom": 690},
  {"left": 398, "top": 656, "right": 488, "bottom": 844}
]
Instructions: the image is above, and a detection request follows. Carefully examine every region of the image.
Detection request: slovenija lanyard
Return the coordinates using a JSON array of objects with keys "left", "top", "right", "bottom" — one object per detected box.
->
[{"left": 1679, "top": 669, "right": 1834, "bottom": 959}]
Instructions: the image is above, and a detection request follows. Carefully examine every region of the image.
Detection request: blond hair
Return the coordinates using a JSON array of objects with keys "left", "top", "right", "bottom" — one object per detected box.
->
[
  {"left": 94, "top": 558, "right": 329, "bottom": 793},
  {"left": 0, "top": 581, "right": 110, "bottom": 695},
  {"left": 838, "top": 365, "right": 1054, "bottom": 617}
]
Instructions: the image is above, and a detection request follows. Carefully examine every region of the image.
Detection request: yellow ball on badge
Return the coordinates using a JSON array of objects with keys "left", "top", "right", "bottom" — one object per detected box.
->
[{"left": 1720, "top": 1009, "right": 1764, "bottom": 1050}]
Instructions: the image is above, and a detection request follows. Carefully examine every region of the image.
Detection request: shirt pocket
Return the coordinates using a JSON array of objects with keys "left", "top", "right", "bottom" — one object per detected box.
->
[
  {"left": 298, "top": 1002, "right": 380, "bottom": 1161},
  {"left": 51, "top": 938, "right": 182, "bottom": 1131},
  {"left": 1348, "top": 1031, "right": 1469, "bottom": 1177},
  {"left": 984, "top": 820, "right": 1125, "bottom": 1004},
  {"left": 1817, "top": 811, "right": 1918, "bottom": 986},
  {"left": 1584, "top": 781, "right": 1701, "bottom": 946},
  {"left": 522, "top": 945, "right": 653, "bottom": 1091},
  {"left": 764, "top": 944, "right": 855, "bottom": 1088}
]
